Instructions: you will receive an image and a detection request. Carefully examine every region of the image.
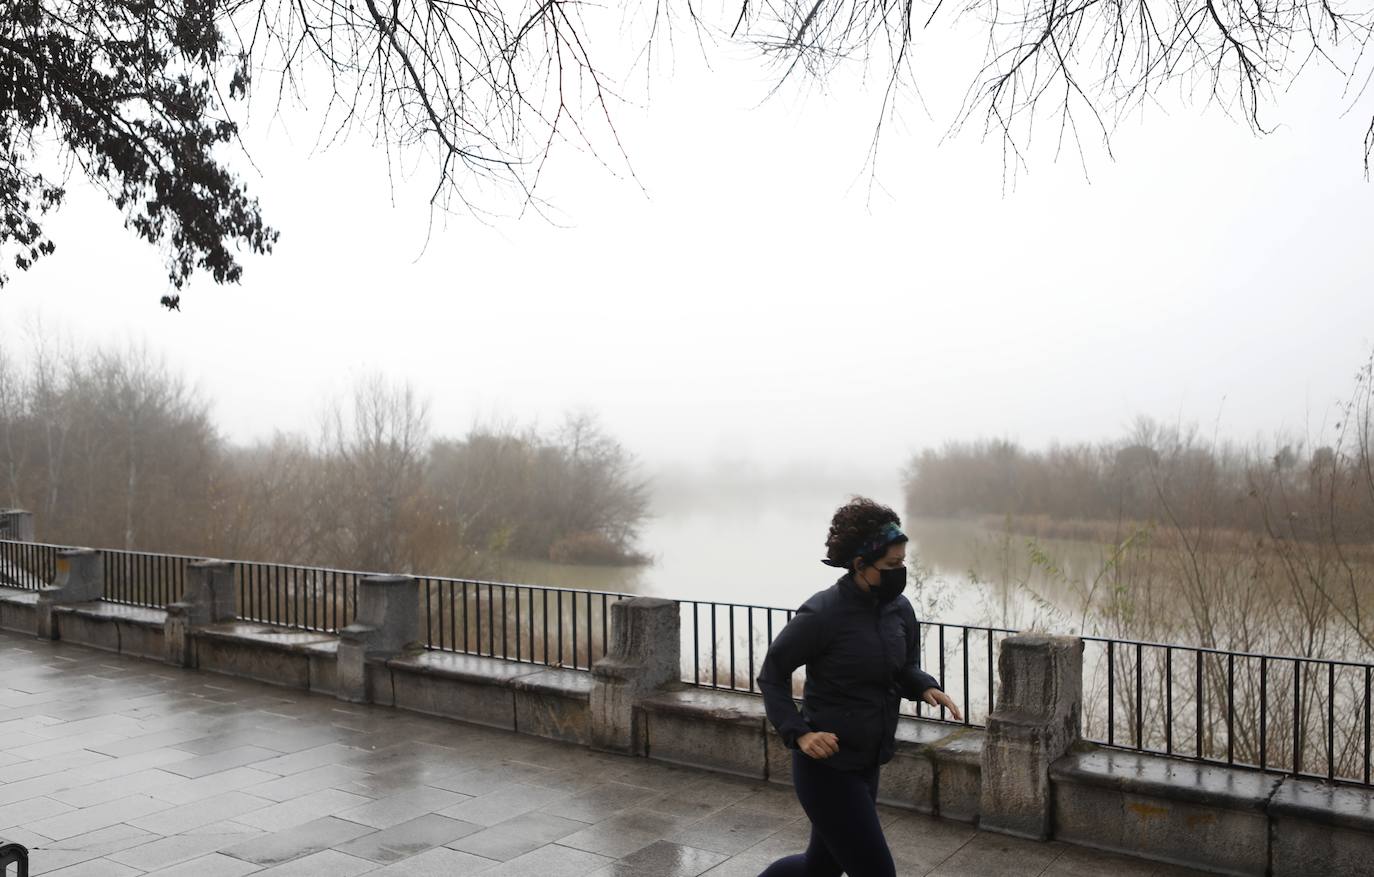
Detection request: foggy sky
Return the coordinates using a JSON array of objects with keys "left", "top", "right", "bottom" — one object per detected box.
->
[{"left": 3, "top": 37, "right": 1372, "bottom": 489}]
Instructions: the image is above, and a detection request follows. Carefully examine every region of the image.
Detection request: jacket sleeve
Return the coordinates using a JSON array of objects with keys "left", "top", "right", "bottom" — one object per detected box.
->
[
  {"left": 756, "top": 606, "right": 824, "bottom": 748},
  {"left": 896, "top": 599, "right": 941, "bottom": 701}
]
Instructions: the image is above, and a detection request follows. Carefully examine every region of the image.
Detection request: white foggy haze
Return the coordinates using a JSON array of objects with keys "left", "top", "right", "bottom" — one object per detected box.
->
[{"left": 3, "top": 31, "right": 1372, "bottom": 501}]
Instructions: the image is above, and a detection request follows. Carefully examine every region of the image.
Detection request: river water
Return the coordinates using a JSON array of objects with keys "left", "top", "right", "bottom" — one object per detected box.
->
[
  {"left": 491, "top": 484, "right": 1130, "bottom": 726},
  {"left": 497, "top": 483, "right": 1120, "bottom": 630}
]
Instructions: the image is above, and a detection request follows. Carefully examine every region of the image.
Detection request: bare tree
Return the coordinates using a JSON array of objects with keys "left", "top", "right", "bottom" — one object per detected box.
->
[
  {"left": 322, "top": 374, "right": 432, "bottom": 570},
  {"left": 6, "top": 0, "right": 1373, "bottom": 293},
  {"left": 0, "top": 337, "right": 216, "bottom": 550},
  {"left": 428, "top": 412, "right": 649, "bottom": 564},
  {"left": 747, "top": 0, "right": 1374, "bottom": 177},
  {"left": 0, "top": 349, "right": 27, "bottom": 506}
]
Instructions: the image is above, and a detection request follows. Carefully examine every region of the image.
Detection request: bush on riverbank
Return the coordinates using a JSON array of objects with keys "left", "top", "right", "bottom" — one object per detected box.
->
[
  {"left": 913, "top": 352, "right": 1374, "bottom": 676},
  {"left": 548, "top": 531, "right": 649, "bottom": 565},
  {"left": 904, "top": 416, "right": 1374, "bottom": 545},
  {"left": 0, "top": 338, "right": 650, "bottom": 574}
]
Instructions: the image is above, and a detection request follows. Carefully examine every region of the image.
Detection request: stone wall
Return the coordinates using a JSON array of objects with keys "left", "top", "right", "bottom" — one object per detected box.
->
[{"left": 0, "top": 523, "right": 1368, "bottom": 876}]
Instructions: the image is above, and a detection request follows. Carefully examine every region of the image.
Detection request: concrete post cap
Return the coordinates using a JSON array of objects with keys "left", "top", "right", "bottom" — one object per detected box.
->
[
  {"left": 359, "top": 574, "right": 415, "bottom": 586},
  {"left": 619, "top": 596, "right": 676, "bottom": 608},
  {"left": 999, "top": 633, "right": 1083, "bottom": 656},
  {"left": 1002, "top": 632, "right": 1080, "bottom": 646}
]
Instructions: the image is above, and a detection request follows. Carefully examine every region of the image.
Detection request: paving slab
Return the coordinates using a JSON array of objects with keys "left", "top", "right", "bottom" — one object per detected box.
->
[
  {"left": 334, "top": 812, "right": 482, "bottom": 863},
  {"left": 0, "top": 630, "right": 1216, "bottom": 877},
  {"left": 450, "top": 811, "right": 587, "bottom": 861}
]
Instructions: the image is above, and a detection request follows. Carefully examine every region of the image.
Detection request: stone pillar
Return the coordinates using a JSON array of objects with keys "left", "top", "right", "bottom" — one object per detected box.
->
[
  {"left": 979, "top": 633, "right": 1083, "bottom": 839},
  {"left": 337, "top": 575, "right": 420, "bottom": 703},
  {"left": 590, "top": 597, "right": 680, "bottom": 755},
  {"left": 0, "top": 510, "right": 35, "bottom": 542},
  {"left": 165, "top": 560, "right": 237, "bottom": 667},
  {"left": 36, "top": 548, "right": 104, "bottom": 640}
]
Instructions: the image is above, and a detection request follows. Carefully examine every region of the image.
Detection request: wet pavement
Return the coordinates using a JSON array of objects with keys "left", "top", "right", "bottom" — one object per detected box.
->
[{"left": 0, "top": 630, "right": 1211, "bottom": 876}]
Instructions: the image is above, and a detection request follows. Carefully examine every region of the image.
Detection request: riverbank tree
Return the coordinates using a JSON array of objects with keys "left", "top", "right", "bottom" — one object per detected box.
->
[
  {"left": 919, "top": 361, "right": 1374, "bottom": 784},
  {"left": 904, "top": 413, "right": 1374, "bottom": 546},
  {"left": 926, "top": 356, "right": 1374, "bottom": 732},
  {"left": 0, "top": 338, "right": 650, "bottom": 572}
]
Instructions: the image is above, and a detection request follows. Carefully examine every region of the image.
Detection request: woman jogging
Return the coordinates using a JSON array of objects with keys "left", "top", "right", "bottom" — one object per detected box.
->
[{"left": 757, "top": 497, "right": 962, "bottom": 877}]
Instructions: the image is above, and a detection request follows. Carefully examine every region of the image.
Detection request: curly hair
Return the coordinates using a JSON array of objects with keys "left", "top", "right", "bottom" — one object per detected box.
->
[{"left": 824, "top": 496, "right": 904, "bottom": 568}]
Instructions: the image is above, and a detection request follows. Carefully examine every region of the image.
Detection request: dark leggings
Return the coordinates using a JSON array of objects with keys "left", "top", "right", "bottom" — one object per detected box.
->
[{"left": 758, "top": 750, "right": 896, "bottom": 877}]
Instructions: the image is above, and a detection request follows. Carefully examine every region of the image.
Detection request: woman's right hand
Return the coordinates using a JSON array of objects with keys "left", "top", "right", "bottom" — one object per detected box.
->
[{"left": 797, "top": 731, "right": 839, "bottom": 759}]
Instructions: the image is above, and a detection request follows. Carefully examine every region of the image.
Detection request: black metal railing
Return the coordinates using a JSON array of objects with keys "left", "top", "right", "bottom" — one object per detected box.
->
[
  {"left": 1083, "top": 636, "right": 1374, "bottom": 787},
  {"left": 3, "top": 534, "right": 1372, "bottom": 788},
  {"left": 420, "top": 577, "right": 627, "bottom": 671},
  {"left": 102, "top": 548, "right": 193, "bottom": 608},
  {"left": 906, "top": 620, "right": 1017, "bottom": 726},
  {"left": 677, "top": 598, "right": 1017, "bottom": 728},
  {"left": 0, "top": 539, "right": 361, "bottom": 624},
  {"left": 679, "top": 600, "right": 793, "bottom": 693},
  {"left": 235, "top": 562, "right": 360, "bottom": 633},
  {"left": 0, "top": 539, "right": 197, "bottom": 608},
  {"left": 0, "top": 539, "right": 60, "bottom": 589},
  {"left": 676, "top": 599, "right": 1374, "bottom": 787}
]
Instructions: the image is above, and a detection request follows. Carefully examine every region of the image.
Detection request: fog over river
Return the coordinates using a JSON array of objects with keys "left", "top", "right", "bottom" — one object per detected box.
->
[{"left": 498, "top": 472, "right": 1110, "bottom": 631}]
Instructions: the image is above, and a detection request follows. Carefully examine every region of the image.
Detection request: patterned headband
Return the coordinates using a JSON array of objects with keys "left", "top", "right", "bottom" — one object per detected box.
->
[{"left": 823, "top": 522, "right": 908, "bottom": 567}]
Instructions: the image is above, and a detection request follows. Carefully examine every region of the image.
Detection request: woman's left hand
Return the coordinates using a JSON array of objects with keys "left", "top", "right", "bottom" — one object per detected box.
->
[{"left": 921, "top": 688, "right": 963, "bottom": 721}]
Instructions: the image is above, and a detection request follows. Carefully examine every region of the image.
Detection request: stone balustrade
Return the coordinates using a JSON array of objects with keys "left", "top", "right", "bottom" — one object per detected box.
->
[{"left": 0, "top": 509, "right": 1368, "bottom": 876}]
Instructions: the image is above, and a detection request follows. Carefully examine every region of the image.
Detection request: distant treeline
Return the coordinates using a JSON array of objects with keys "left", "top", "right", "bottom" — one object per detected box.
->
[
  {"left": 0, "top": 337, "right": 649, "bottom": 574},
  {"left": 903, "top": 415, "right": 1374, "bottom": 543}
]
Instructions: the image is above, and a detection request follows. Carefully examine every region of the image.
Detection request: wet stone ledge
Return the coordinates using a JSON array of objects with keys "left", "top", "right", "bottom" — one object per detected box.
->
[
  {"left": 52, "top": 601, "right": 166, "bottom": 661},
  {"left": 0, "top": 585, "right": 38, "bottom": 632},
  {"left": 191, "top": 622, "right": 339, "bottom": 693},
  {"left": 1051, "top": 748, "right": 1282, "bottom": 876},
  {"left": 640, "top": 687, "right": 770, "bottom": 779},
  {"left": 1268, "top": 775, "right": 1374, "bottom": 876},
  {"left": 384, "top": 650, "right": 593, "bottom": 745}
]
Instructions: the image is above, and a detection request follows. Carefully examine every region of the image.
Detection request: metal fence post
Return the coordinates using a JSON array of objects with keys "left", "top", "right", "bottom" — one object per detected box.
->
[
  {"left": 979, "top": 632, "right": 1084, "bottom": 839},
  {"left": 590, "top": 596, "right": 680, "bottom": 755}
]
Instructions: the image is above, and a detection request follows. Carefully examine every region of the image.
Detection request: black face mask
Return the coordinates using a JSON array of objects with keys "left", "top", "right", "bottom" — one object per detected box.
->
[{"left": 868, "top": 565, "right": 906, "bottom": 601}]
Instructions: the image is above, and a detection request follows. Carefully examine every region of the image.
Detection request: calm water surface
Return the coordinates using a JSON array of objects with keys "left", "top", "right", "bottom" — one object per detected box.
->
[{"left": 498, "top": 487, "right": 1122, "bottom": 629}]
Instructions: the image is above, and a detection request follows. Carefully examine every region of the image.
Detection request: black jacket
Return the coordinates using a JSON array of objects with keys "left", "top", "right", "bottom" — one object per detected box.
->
[{"left": 756, "top": 574, "right": 941, "bottom": 772}]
